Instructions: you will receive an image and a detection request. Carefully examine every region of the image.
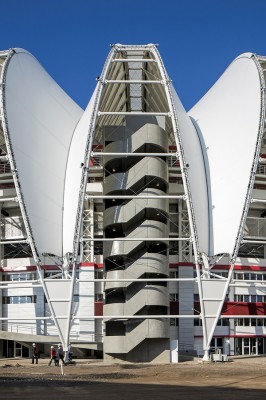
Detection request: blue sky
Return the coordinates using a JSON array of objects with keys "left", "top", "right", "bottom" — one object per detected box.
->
[{"left": 0, "top": 0, "right": 265, "bottom": 110}]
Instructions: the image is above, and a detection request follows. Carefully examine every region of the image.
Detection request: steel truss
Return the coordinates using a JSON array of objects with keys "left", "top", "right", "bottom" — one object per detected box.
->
[
  {"left": 0, "top": 49, "right": 71, "bottom": 349},
  {"left": 1, "top": 45, "right": 265, "bottom": 362},
  {"left": 71, "top": 43, "right": 206, "bottom": 361}
]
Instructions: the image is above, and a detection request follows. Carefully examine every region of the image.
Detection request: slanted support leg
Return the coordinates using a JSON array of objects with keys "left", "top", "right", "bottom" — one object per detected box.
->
[{"left": 202, "top": 349, "right": 210, "bottom": 362}]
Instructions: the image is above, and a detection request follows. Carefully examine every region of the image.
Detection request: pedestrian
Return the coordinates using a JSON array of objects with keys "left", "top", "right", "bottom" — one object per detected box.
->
[
  {"left": 67, "top": 343, "right": 73, "bottom": 362},
  {"left": 31, "top": 343, "right": 40, "bottom": 364},
  {"left": 56, "top": 344, "right": 65, "bottom": 365},
  {"left": 48, "top": 346, "right": 57, "bottom": 366}
]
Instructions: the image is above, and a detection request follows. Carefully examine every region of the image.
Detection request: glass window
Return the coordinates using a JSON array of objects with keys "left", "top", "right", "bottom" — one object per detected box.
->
[
  {"left": 11, "top": 296, "right": 19, "bottom": 304},
  {"left": 20, "top": 296, "right": 27, "bottom": 304},
  {"left": 169, "top": 242, "right": 179, "bottom": 255},
  {"left": 10, "top": 274, "right": 20, "bottom": 281},
  {"left": 170, "top": 318, "right": 178, "bottom": 326},
  {"left": 44, "top": 271, "right": 60, "bottom": 278},
  {"left": 95, "top": 270, "right": 103, "bottom": 279},
  {"left": 194, "top": 293, "right": 200, "bottom": 301},
  {"left": 8, "top": 273, "right": 35, "bottom": 281},
  {"left": 169, "top": 293, "right": 178, "bottom": 301},
  {"left": 7, "top": 295, "right": 36, "bottom": 304},
  {"left": 169, "top": 270, "right": 178, "bottom": 279}
]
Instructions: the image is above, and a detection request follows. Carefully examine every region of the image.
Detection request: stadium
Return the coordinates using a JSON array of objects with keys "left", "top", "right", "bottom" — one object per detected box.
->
[{"left": 0, "top": 44, "right": 266, "bottom": 363}]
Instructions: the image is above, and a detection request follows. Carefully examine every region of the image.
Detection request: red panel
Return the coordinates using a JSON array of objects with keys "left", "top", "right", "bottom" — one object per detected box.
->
[
  {"left": 169, "top": 263, "right": 194, "bottom": 268},
  {"left": 222, "top": 301, "right": 266, "bottom": 316},
  {"left": 170, "top": 263, "right": 266, "bottom": 271},
  {"left": 95, "top": 301, "right": 103, "bottom": 316},
  {"left": 194, "top": 333, "right": 266, "bottom": 338},
  {"left": 80, "top": 262, "right": 103, "bottom": 268},
  {"left": 170, "top": 301, "right": 179, "bottom": 315}
]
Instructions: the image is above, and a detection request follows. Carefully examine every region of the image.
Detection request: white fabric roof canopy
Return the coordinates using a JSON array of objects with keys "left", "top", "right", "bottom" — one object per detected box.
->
[{"left": 4, "top": 49, "right": 83, "bottom": 257}]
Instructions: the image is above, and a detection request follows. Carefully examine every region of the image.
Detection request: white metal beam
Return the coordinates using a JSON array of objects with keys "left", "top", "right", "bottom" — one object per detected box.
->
[
  {"left": 112, "top": 59, "right": 157, "bottom": 63},
  {"left": 104, "top": 80, "right": 162, "bottom": 84},
  {"left": 86, "top": 195, "right": 184, "bottom": 199},
  {"left": 98, "top": 111, "right": 170, "bottom": 116},
  {"left": 81, "top": 237, "right": 190, "bottom": 242}
]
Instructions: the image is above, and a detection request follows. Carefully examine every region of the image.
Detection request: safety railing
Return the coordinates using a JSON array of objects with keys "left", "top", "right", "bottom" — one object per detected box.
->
[
  {"left": 89, "top": 153, "right": 179, "bottom": 169},
  {"left": 257, "top": 163, "right": 266, "bottom": 175},
  {"left": 0, "top": 321, "right": 104, "bottom": 343},
  {"left": 0, "top": 162, "right": 11, "bottom": 174},
  {"left": 0, "top": 322, "right": 45, "bottom": 335}
]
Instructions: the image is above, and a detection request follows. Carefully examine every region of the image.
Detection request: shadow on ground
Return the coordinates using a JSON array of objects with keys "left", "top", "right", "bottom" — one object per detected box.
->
[{"left": 0, "top": 378, "right": 265, "bottom": 400}]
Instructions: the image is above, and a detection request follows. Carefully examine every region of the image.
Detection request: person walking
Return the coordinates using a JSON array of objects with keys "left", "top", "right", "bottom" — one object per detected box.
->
[
  {"left": 56, "top": 344, "right": 65, "bottom": 365},
  {"left": 48, "top": 346, "right": 57, "bottom": 366},
  {"left": 31, "top": 343, "right": 40, "bottom": 364},
  {"left": 67, "top": 343, "right": 73, "bottom": 362}
]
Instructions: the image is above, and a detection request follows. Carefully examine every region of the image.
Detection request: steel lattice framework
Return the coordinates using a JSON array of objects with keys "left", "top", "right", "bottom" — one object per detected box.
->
[{"left": 0, "top": 45, "right": 266, "bottom": 361}]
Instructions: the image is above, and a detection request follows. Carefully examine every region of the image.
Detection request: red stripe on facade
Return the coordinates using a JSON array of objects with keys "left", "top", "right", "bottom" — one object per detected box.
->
[
  {"left": 1, "top": 262, "right": 266, "bottom": 272},
  {"left": 195, "top": 334, "right": 266, "bottom": 338},
  {"left": 222, "top": 302, "right": 266, "bottom": 316},
  {"left": 80, "top": 263, "right": 103, "bottom": 268},
  {"left": 194, "top": 301, "right": 266, "bottom": 315},
  {"left": 170, "top": 263, "right": 266, "bottom": 271},
  {"left": 1, "top": 262, "right": 104, "bottom": 272},
  {"left": 169, "top": 263, "right": 195, "bottom": 268}
]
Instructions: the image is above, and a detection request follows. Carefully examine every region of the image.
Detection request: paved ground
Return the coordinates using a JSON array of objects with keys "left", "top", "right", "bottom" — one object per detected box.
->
[{"left": 0, "top": 356, "right": 266, "bottom": 399}]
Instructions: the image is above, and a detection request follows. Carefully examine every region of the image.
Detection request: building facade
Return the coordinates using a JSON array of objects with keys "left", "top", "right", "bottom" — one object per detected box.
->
[{"left": 0, "top": 45, "right": 266, "bottom": 362}]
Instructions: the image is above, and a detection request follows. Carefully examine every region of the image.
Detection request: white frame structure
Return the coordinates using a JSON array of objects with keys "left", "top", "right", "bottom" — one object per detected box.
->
[{"left": 1, "top": 44, "right": 266, "bottom": 361}]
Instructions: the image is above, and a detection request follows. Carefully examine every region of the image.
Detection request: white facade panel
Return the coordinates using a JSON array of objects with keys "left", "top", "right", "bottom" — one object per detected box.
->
[
  {"left": 4, "top": 50, "right": 83, "bottom": 257},
  {"left": 178, "top": 266, "right": 194, "bottom": 350},
  {"left": 78, "top": 267, "right": 95, "bottom": 339},
  {"left": 189, "top": 54, "right": 262, "bottom": 257}
]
